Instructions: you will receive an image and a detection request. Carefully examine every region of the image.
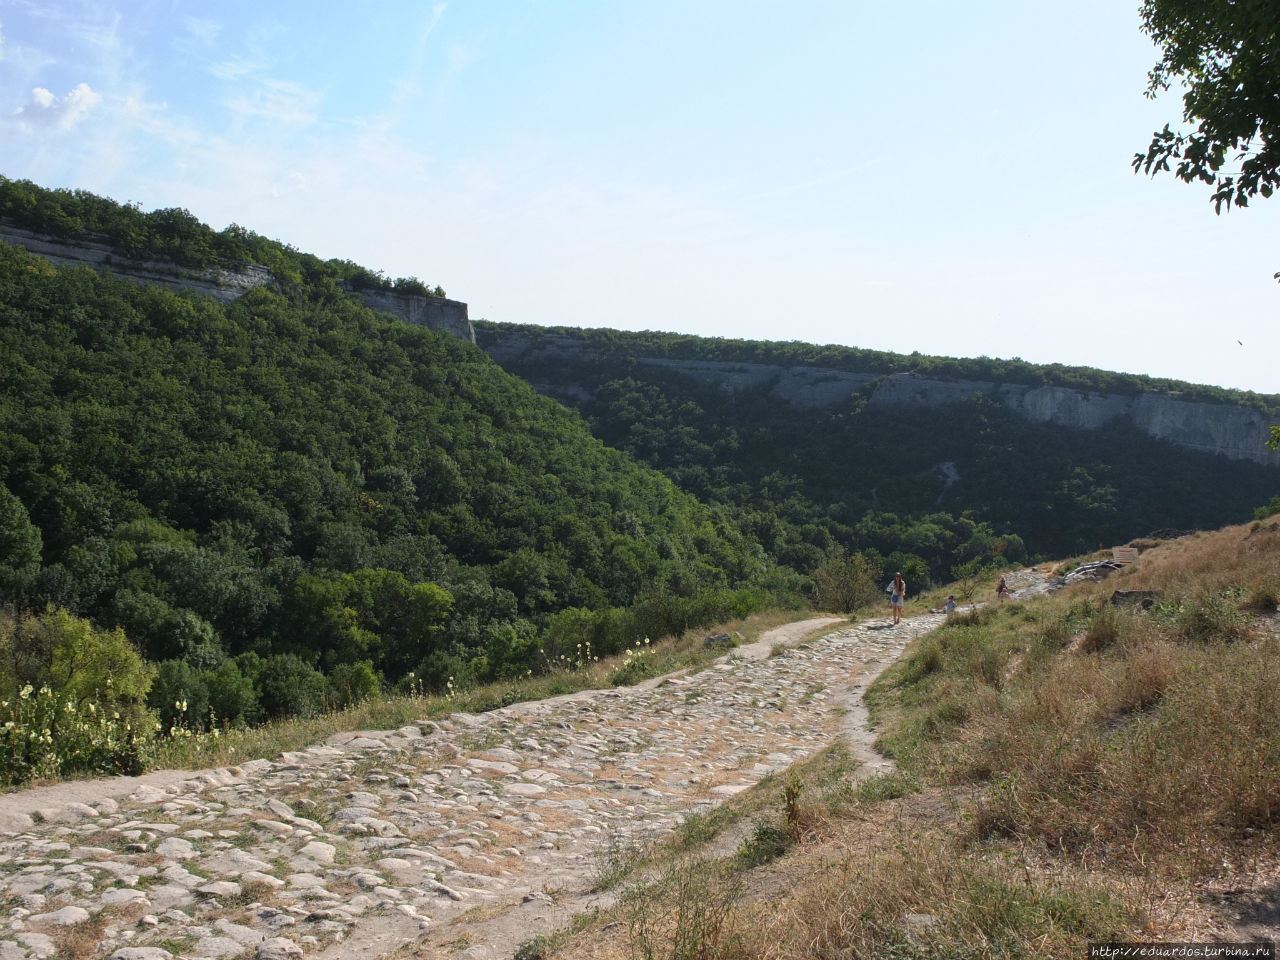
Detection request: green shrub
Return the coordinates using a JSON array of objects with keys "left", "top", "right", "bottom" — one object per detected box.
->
[
  {"left": 148, "top": 659, "right": 210, "bottom": 732},
  {"left": 0, "top": 683, "right": 154, "bottom": 785},
  {"left": 328, "top": 660, "right": 381, "bottom": 709},
  {"left": 252, "top": 654, "right": 331, "bottom": 718},
  {"left": 609, "top": 638, "right": 661, "bottom": 687},
  {"left": 1174, "top": 591, "right": 1252, "bottom": 643},
  {"left": 0, "top": 607, "right": 153, "bottom": 709},
  {"left": 738, "top": 819, "right": 791, "bottom": 866}
]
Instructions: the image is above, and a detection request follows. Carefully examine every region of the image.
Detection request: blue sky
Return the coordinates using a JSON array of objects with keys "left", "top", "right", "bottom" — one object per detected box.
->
[{"left": 2, "top": 1, "right": 1277, "bottom": 395}]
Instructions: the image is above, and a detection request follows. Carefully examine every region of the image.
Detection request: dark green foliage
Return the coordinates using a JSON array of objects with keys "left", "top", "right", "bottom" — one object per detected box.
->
[
  {"left": 738, "top": 819, "right": 792, "bottom": 866},
  {"left": 1134, "top": 0, "right": 1280, "bottom": 214},
  {"left": 478, "top": 323, "right": 1280, "bottom": 573},
  {"left": 328, "top": 660, "right": 381, "bottom": 708},
  {"left": 245, "top": 653, "right": 331, "bottom": 719},
  {"left": 0, "top": 196, "right": 793, "bottom": 713},
  {"left": 1256, "top": 494, "right": 1280, "bottom": 520},
  {"left": 204, "top": 658, "right": 259, "bottom": 725},
  {"left": 149, "top": 660, "right": 211, "bottom": 732},
  {"left": 0, "top": 483, "right": 41, "bottom": 603}
]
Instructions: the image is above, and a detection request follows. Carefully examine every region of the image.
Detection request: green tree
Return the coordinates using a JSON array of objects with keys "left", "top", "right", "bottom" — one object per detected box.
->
[
  {"left": 809, "top": 545, "right": 881, "bottom": 614},
  {"left": 203, "top": 658, "right": 258, "bottom": 726},
  {"left": 0, "top": 484, "right": 41, "bottom": 603},
  {"left": 0, "top": 608, "right": 153, "bottom": 708},
  {"left": 1134, "top": 0, "right": 1280, "bottom": 214},
  {"left": 253, "top": 654, "right": 330, "bottom": 718},
  {"left": 951, "top": 556, "right": 994, "bottom": 602}
]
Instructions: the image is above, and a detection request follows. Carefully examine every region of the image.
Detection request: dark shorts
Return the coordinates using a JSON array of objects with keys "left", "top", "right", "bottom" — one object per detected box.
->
[{"left": 890, "top": 594, "right": 903, "bottom": 607}]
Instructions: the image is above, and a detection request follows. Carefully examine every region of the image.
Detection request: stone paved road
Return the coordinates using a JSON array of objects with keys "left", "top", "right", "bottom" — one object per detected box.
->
[{"left": 0, "top": 611, "right": 953, "bottom": 960}]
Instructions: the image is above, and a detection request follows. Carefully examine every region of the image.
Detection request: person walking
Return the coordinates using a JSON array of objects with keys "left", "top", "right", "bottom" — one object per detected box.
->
[
  {"left": 997, "top": 575, "right": 1010, "bottom": 602},
  {"left": 889, "top": 571, "right": 906, "bottom": 625}
]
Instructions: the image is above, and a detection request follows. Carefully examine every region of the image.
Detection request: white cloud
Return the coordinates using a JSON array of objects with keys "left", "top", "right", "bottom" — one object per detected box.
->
[
  {"left": 182, "top": 17, "right": 221, "bottom": 47},
  {"left": 13, "top": 82, "right": 102, "bottom": 130},
  {"left": 223, "top": 77, "right": 320, "bottom": 127},
  {"left": 209, "top": 55, "right": 262, "bottom": 82}
]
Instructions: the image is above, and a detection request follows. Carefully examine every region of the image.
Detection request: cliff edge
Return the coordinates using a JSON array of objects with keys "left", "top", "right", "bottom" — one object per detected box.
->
[
  {"left": 0, "top": 224, "right": 475, "bottom": 343},
  {"left": 485, "top": 331, "right": 1280, "bottom": 467}
]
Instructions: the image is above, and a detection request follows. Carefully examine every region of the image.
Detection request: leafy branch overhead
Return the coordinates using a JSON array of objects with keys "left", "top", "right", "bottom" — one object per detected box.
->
[{"left": 1133, "top": 0, "right": 1280, "bottom": 215}]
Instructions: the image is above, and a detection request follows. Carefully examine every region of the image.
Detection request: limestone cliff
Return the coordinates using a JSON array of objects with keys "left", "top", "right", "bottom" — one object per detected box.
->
[
  {"left": 484, "top": 331, "right": 1280, "bottom": 467},
  {"left": 0, "top": 224, "right": 474, "bottom": 343}
]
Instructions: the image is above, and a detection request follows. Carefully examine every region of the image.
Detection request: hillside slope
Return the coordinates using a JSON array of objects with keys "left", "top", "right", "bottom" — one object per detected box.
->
[
  {"left": 0, "top": 240, "right": 783, "bottom": 694},
  {"left": 478, "top": 322, "right": 1280, "bottom": 565}
]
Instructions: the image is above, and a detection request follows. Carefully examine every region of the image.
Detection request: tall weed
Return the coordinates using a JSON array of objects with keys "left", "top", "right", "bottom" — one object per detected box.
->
[{"left": 625, "top": 857, "right": 744, "bottom": 960}]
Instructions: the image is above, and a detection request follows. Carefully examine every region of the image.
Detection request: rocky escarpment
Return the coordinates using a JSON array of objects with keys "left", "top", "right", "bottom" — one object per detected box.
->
[
  {"left": 0, "top": 224, "right": 475, "bottom": 343},
  {"left": 484, "top": 333, "right": 1280, "bottom": 467}
]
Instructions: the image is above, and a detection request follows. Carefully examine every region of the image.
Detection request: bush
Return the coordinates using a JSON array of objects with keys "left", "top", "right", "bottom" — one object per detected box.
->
[
  {"left": 204, "top": 659, "right": 259, "bottom": 726},
  {"left": 0, "top": 607, "right": 153, "bottom": 709},
  {"left": 0, "top": 683, "right": 153, "bottom": 785},
  {"left": 1080, "top": 604, "right": 1120, "bottom": 653},
  {"left": 809, "top": 546, "right": 881, "bottom": 613},
  {"left": 738, "top": 819, "right": 791, "bottom": 866},
  {"left": 1174, "top": 591, "right": 1252, "bottom": 644},
  {"left": 148, "top": 660, "right": 210, "bottom": 732},
  {"left": 1254, "top": 494, "right": 1280, "bottom": 521},
  {"left": 253, "top": 654, "right": 330, "bottom": 718},
  {"left": 608, "top": 638, "right": 660, "bottom": 687},
  {"left": 329, "top": 660, "right": 381, "bottom": 708}
]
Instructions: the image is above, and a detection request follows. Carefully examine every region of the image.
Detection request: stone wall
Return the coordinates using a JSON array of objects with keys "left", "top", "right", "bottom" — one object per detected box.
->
[{"left": 0, "top": 224, "right": 474, "bottom": 343}]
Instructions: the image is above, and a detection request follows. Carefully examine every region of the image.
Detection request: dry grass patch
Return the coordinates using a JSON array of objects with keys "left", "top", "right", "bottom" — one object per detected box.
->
[
  {"left": 743, "top": 823, "right": 1123, "bottom": 960},
  {"left": 1116, "top": 522, "right": 1280, "bottom": 597}
]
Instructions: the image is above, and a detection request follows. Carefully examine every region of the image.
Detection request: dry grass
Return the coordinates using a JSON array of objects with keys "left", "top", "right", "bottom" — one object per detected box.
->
[
  {"left": 741, "top": 819, "right": 1123, "bottom": 960},
  {"left": 1116, "top": 521, "right": 1280, "bottom": 597},
  {"left": 874, "top": 522, "right": 1280, "bottom": 877}
]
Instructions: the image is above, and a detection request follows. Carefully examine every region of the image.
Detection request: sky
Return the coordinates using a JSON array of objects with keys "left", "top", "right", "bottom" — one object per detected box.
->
[{"left": 1, "top": 1, "right": 1277, "bottom": 395}]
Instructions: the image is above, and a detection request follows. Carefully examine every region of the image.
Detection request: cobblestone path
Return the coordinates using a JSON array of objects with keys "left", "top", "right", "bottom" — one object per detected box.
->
[{"left": 0, "top": 612, "right": 950, "bottom": 960}]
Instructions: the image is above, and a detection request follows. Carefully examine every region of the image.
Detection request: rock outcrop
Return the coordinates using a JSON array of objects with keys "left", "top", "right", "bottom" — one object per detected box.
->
[
  {"left": 484, "top": 332, "right": 1280, "bottom": 467},
  {"left": 0, "top": 224, "right": 475, "bottom": 343}
]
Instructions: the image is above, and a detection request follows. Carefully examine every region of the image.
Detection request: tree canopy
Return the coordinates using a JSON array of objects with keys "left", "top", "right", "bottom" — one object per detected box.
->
[{"left": 1134, "top": 0, "right": 1280, "bottom": 213}]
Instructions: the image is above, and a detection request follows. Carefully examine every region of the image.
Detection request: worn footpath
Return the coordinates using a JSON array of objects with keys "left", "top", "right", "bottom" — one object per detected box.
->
[{"left": 0, "top": 609, "right": 959, "bottom": 960}]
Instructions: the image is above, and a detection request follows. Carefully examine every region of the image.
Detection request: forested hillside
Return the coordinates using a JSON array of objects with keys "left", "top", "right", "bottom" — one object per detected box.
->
[
  {"left": 0, "top": 237, "right": 789, "bottom": 724},
  {"left": 477, "top": 323, "right": 1280, "bottom": 569}
]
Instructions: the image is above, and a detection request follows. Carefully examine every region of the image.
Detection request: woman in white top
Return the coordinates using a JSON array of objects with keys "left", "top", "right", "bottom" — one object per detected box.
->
[{"left": 889, "top": 572, "right": 906, "bottom": 625}]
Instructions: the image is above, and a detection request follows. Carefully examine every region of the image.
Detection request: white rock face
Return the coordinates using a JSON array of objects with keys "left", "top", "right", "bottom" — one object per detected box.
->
[{"left": 485, "top": 333, "right": 1280, "bottom": 466}]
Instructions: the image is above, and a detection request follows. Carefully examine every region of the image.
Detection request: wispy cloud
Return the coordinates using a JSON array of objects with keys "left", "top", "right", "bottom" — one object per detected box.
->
[
  {"left": 391, "top": 3, "right": 453, "bottom": 110},
  {"left": 13, "top": 82, "right": 102, "bottom": 130},
  {"left": 223, "top": 77, "right": 320, "bottom": 127},
  {"left": 182, "top": 16, "right": 221, "bottom": 47},
  {"left": 208, "top": 54, "right": 264, "bottom": 83}
]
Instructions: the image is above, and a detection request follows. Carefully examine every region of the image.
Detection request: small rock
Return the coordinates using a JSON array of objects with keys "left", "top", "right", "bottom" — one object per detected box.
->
[
  {"left": 257, "top": 939, "right": 303, "bottom": 960},
  {"left": 29, "top": 905, "right": 90, "bottom": 926},
  {"left": 197, "top": 881, "right": 242, "bottom": 899},
  {"left": 193, "top": 935, "right": 247, "bottom": 958},
  {"left": 297, "top": 841, "right": 335, "bottom": 864},
  {"left": 155, "top": 837, "right": 196, "bottom": 860}
]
